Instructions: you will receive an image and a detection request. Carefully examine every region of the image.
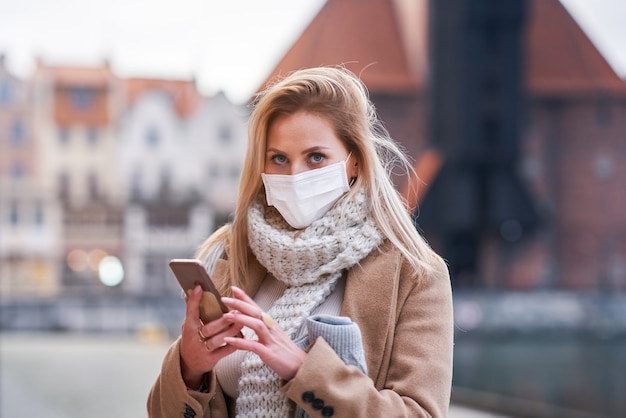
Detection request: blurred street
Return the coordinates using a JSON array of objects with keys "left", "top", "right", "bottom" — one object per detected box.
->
[
  {"left": 0, "top": 332, "right": 506, "bottom": 418},
  {"left": 1, "top": 332, "right": 169, "bottom": 418}
]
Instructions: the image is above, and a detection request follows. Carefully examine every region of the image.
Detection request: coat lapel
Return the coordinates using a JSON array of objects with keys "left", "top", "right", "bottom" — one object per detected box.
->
[{"left": 341, "top": 243, "right": 400, "bottom": 388}]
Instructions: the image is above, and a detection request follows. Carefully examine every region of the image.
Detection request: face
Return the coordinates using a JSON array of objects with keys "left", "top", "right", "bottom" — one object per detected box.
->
[{"left": 264, "top": 111, "right": 358, "bottom": 179}]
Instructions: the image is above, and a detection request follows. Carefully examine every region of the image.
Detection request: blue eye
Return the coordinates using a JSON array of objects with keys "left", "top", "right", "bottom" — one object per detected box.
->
[
  {"left": 310, "top": 153, "right": 325, "bottom": 164},
  {"left": 271, "top": 154, "right": 287, "bottom": 165}
]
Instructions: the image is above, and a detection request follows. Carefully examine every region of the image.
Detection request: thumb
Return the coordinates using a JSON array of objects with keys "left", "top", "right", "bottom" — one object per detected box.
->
[{"left": 185, "top": 285, "right": 203, "bottom": 321}]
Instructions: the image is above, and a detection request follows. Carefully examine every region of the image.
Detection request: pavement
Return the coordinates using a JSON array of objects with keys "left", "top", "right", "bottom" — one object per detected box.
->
[{"left": 1, "top": 332, "right": 508, "bottom": 418}]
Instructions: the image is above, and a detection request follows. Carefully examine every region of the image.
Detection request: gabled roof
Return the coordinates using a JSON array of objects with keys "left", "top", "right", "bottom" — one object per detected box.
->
[
  {"left": 258, "top": 0, "right": 625, "bottom": 98},
  {"left": 35, "top": 57, "right": 117, "bottom": 88},
  {"left": 125, "top": 78, "right": 202, "bottom": 118},
  {"left": 34, "top": 60, "right": 115, "bottom": 88},
  {"left": 33, "top": 61, "right": 115, "bottom": 126},
  {"left": 526, "top": 0, "right": 626, "bottom": 96},
  {"left": 259, "top": 0, "right": 428, "bottom": 94}
]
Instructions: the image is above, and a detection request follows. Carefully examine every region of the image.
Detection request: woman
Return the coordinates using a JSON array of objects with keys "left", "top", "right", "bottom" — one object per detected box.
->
[{"left": 148, "top": 66, "right": 453, "bottom": 417}]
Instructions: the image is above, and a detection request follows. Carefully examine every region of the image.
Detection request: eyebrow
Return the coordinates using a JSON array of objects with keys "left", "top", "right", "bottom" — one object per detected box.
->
[{"left": 265, "top": 146, "right": 332, "bottom": 154}]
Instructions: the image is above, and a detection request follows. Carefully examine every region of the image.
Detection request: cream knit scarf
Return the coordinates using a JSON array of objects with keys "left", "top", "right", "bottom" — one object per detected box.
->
[{"left": 236, "top": 188, "right": 383, "bottom": 417}]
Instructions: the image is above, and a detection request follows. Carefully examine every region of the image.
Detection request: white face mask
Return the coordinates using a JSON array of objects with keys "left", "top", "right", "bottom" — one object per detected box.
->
[{"left": 261, "top": 156, "right": 352, "bottom": 229}]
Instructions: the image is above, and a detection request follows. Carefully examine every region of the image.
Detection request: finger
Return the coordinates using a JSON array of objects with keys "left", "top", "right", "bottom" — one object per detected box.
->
[
  {"left": 230, "top": 288, "right": 274, "bottom": 331},
  {"left": 221, "top": 297, "right": 253, "bottom": 316},
  {"left": 223, "top": 335, "right": 265, "bottom": 352},
  {"left": 222, "top": 290, "right": 263, "bottom": 319},
  {"left": 206, "top": 341, "right": 239, "bottom": 358},
  {"left": 227, "top": 310, "right": 274, "bottom": 340},
  {"left": 231, "top": 286, "right": 258, "bottom": 306},
  {"left": 200, "top": 313, "right": 244, "bottom": 339},
  {"left": 208, "top": 334, "right": 241, "bottom": 353},
  {"left": 221, "top": 321, "right": 245, "bottom": 338},
  {"left": 203, "top": 321, "right": 245, "bottom": 352},
  {"left": 185, "top": 285, "right": 203, "bottom": 323}
]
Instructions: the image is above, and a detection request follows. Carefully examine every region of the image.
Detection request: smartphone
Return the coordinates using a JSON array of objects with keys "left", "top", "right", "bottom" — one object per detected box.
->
[{"left": 169, "top": 258, "right": 231, "bottom": 325}]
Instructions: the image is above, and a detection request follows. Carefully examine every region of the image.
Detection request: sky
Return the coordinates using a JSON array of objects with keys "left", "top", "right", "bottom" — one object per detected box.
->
[{"left": 0, "top": 0, "right": 625, "bottom": 104}]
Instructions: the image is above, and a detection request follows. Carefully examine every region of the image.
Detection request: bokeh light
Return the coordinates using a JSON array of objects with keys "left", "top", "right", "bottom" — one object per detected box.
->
[
  {"left": 66, "top": 249, "right": 89, "bottom": 272},
  {"left": 98, "top": 256, "right": 124, "bottom": 287},
  {"left": 88, "top": 249, "right": 108, "bottom": 271}
]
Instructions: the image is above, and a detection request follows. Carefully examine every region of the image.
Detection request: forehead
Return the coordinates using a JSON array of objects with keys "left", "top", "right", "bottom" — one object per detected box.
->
[{"left": 266, "top": 111, "right": 345, "bottom": 152}]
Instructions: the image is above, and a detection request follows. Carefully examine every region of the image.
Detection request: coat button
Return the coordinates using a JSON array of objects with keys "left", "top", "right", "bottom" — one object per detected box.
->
[
  {"left": 321, "top": 406, "right": 334, "bottom": 417},
  {"left": 184, "top": 403, "right": 196, "bottom": 418},
  {"left": 312, "top": 398, "right": 324, "bottom": 410},
  {"left": 302, "top": 391, "right": 315, "bottom": 403}
]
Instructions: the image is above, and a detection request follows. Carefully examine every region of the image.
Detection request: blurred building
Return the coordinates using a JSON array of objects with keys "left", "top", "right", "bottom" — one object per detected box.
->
[
  {"left": 30, "top": 59, "right": 126, "bottom": 295},
  {"left": 187, "top": 92, "right": 248, "bottom": 218},
  {"left": 259, "top": 0, "right": 626, "bottom": 290},
  {"left": 0, "top": 55, "right": 62, "bottom": 297},
  {"left": 118, "top": 80, "right": 247, "bottom": 296},
  {"left": 120, "top": 77, "right": 203, "bottom": 203},
  {"left": 0, "top": 59, "right": 248, "bottom": 299}
]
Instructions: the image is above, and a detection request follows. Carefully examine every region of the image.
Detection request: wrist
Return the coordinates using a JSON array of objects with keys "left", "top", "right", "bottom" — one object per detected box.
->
[
  {"left": 180, "top": 356, "right": 204, "bottom": 389},
  {"left": 282, "top": 350, "right": 307, "bottom": 381}
]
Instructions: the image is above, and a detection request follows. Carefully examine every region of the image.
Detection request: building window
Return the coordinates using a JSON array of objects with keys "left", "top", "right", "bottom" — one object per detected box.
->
[
  {"left": 0, "top": 81, "right": 11, "bottom": 104},
  {"left": 10, "top": 162, "right": 25, "bottom": 181},
  {"left": 10, "top": 119, "right": 25, "bottom": 146},
  {"left": 59, "top": 127, "right": 70, "bottom": 144},
  {"left": 10, "top": 201, "right": 18, "bottom": 225},
  {"left": 145, "top": 254, "right": 170, "bottom": 295},
  {"left": 87, "top": 127, "right": 98, "bottom": 145},
  {"left": 88, "top": 173, "right": 99, "bottom": 200},
  {"left": 146, "top": 126, "right": 160, "bottom": 147},
  {"left": 218, "top": 124, "right": 232, "bottom": 143},
  {"left": 69, "top": 87, "right": 95, "bottom": 110},
  {"left": 34, "top": 201, "right": 44, "bottom": 226},
  {"left": 158, "top": 167, "right": 171, "bottom": 198},
  {"left": 131, "top": 167, "right": 142, "bottom": 200},
  {"left": 593, "top": 154, "right": 614, "bottom": 181},
  {"left": 59, "top": 172, "right": 70, "bottom": 200}
]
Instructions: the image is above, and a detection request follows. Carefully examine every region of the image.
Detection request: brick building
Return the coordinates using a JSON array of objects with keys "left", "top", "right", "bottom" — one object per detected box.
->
[{"left": 259, "top": 0, "right": 626, "bottom": 290}]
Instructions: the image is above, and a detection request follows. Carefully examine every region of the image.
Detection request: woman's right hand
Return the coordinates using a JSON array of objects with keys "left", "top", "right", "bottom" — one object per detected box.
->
[{"left": 179, "top": 285, "right": 244, "bottom": 389}]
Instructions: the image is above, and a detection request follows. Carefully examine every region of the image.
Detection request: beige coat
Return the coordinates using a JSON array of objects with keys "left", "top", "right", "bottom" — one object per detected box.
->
[{"left": 148, "top": 241, "right": 454, "bottom": 418}]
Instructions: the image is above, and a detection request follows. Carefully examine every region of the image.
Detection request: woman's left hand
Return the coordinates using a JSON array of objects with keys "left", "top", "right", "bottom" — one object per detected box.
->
[{"left": 221, "top": 286, "right": 307, "bottom": 381}]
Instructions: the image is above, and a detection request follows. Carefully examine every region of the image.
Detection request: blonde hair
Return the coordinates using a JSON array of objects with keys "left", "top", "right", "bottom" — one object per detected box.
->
[{"left": 197, "top": 66, "right": 438, "bottom": 296}]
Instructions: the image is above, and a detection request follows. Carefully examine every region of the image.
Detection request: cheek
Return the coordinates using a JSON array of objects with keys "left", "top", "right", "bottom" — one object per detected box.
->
[{"left": 262, "top": 158, "right": 273, "bottom": 174}]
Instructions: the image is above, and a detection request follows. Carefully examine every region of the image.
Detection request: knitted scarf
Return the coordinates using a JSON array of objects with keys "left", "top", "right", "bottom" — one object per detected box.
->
[{"left": 236, "top": 187, "right": 383, "bottom": 418}]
